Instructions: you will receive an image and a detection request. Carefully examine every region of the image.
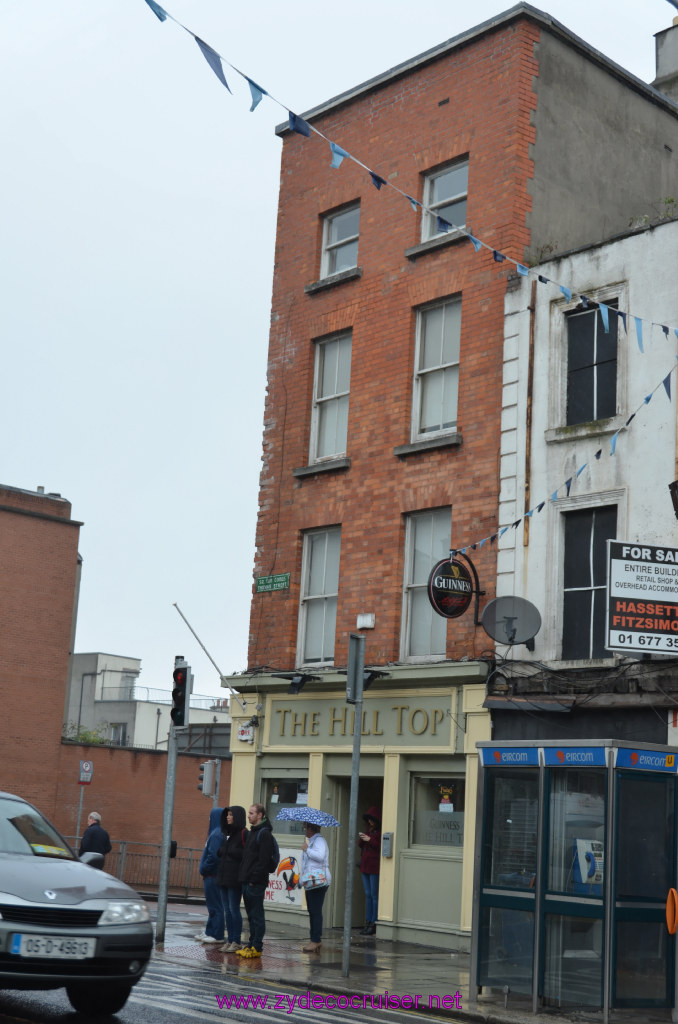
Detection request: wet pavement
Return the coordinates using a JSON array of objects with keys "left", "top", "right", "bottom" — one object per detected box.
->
[{"left": 150, "top": 902, "right": 675, "bottom": 1024}]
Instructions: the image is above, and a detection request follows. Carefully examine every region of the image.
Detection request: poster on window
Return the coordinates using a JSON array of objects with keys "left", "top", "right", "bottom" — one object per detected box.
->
[
  {"left": 264, "top": 846, "right": 304, "bottom": 907},
  {"left": 607, "top": 540, "right": 678, "bottom": 654}
]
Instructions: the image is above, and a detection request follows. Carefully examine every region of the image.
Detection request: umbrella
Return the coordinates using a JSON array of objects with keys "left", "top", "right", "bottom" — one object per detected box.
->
[{"left": 274, "top": 806, "right": 340, "bottom": 828}]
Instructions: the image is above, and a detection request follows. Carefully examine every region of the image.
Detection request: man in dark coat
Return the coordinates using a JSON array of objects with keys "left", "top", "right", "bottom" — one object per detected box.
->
[
  {"left": 236, "top": 804, "right": 274, "bottom": 959},
  {"left": 79, "top": 812, "right": 112, "bottom": 867}
]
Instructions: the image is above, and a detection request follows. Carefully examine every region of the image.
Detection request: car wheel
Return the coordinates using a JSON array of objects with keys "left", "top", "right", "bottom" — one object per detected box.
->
[{"left": 66, "top": 982, "right": 133, "bottom": 1015}]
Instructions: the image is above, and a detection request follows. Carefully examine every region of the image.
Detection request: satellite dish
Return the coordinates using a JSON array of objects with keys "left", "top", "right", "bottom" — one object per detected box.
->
[{"left": 481, "top": 596, "right": 542, "bottom": 646}]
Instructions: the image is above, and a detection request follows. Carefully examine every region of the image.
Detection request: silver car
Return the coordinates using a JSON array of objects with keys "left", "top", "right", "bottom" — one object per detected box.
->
[{"left": 0, "top": 792, "right": 153, "bottom": 1015}]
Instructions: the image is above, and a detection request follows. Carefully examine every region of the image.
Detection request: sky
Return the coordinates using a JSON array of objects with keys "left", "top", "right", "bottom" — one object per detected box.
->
[{"left": 1, "top": 0, "right": 673, "bottom": 700}]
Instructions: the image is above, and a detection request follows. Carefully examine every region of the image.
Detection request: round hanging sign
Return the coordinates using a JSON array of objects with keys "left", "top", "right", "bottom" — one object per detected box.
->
[{"left": 427, "top": 558, "right": 474, "bottom": 619}]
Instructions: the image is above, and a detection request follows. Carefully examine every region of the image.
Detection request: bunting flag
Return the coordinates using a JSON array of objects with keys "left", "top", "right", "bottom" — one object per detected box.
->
[
  {"left": 289, "top": 112, "right": 311, "bottom": 137},
  {"left": 330, "top": 142, "right": 350, "bottom": 168},
  {"left": 195, "top": 37, "right": 231, "bottom": 92},
  {"left": 140, "top": 0, "right": 678, "bottom": 562},
  {"left": 144, "top": 0, "right": 167, "bottom": 21},
  {"left": 247, "top": 78, "right": 266, "bottom": 111}
]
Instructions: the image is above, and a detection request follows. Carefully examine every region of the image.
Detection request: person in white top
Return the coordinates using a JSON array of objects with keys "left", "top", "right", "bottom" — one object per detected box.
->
[{"left": 300, "top": 822, "right": 331, "bottom": 953}]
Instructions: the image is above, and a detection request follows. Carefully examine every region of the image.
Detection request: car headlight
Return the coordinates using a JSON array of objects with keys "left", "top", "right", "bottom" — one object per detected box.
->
[{"left": 99, "top": 901, "right": 150, "bottom": 925}]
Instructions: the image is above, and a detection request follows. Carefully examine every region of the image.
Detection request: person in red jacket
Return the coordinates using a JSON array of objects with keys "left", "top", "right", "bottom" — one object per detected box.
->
[{"left": 357, "top": 806, "right": 381, "bottom": 935}]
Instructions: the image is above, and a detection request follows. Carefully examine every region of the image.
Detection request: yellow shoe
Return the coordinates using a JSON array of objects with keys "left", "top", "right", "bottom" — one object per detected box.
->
[
  {"left": 241, "top": 948, "right": 261, "bottom": 958},
  {"left": 235, "top": 946, "right": 252, "bottom": 957}
]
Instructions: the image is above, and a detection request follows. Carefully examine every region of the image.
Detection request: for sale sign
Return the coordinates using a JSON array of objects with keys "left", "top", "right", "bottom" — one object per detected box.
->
[{"left": 607, "top": 541, "right": 678, "bottom": 654}]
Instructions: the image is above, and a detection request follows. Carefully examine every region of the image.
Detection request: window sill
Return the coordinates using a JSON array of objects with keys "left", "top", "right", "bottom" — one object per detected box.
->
[
  {"left": 394, "top": 434, "right": 462, "bottom": 458},
  {"left": 293, "top": 457, "right": 351, "bottom": 479},
  {"left": 545, "top": 416, "right": 623, "bottom": 444},
  {"left": 405, "top": 232, "right": 467, "bottom": 261},
  {"left": 304, "top": 267, "right": 363, "bottom": 295}
]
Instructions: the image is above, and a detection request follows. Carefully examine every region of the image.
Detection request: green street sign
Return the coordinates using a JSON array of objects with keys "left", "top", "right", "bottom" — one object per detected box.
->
[{"left": 255, "top": 572, "right": 290, "bottom": 593}]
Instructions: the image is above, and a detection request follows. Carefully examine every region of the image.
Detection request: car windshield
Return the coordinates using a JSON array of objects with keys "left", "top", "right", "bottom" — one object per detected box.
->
[{"left": 0, "top": 797, "right": 75, "bottom": 859}]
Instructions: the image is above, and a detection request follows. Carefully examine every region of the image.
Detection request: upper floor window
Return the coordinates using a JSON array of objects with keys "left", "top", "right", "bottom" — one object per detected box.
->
[
  {"left": 321, "top": 204, "right": 360, "bottom": 278},
  {"left": 401, "top": 508, "right": 451, "bottom": 660},
  {"left": 562, "top": 505, "right": 617, "bottom": 659},
  {"left": 298, "top": 527, "right": 341, "bottom": 666},
  {"left": 412, "top": 298, "right": 461, "bottom": 440},
  {"left": 310, "top": 332, "right": 352, "bottom": 462},
  {"left": 422, "top": 159, "right": 468, "bottom": 241},
  {"left": 566, "top": 303, "right": 618, "bottom": 425}
]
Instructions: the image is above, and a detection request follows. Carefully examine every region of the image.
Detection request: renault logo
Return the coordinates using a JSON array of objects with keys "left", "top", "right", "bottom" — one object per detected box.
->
[{"left": 44, "top": 890, "right": 57, "bottom": 900}]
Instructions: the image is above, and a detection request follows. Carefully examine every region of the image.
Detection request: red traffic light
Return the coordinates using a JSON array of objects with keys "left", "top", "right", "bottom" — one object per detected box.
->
[{"left": 171, "top": 664, "right": 189, "bottom": 726}]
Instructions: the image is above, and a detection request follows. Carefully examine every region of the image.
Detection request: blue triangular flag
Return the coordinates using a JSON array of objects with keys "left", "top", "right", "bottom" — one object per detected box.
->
[
  {"left": 513, "top": 520, "right": 521, "bottom": 529},
  {"left": 449, "top": 549, "right": 457, "bottom": 559},
  {"left": 437, "top": 216, "right": 452, "bottom": 233},
  {"left": 644, "top": 393, "right": 652, "bottom": 405},
  {"left": 517, "top": 264, "right": 529, "bottom": 276},
  {"left": 490, "top": 534, "right": 498, "bottom": 544},
  {"left": 595, "top": 449, "right": 602, "bottom": 460},
  {"left": 194, "top": 37, "right": 231, "bottom": 92},
  {"left": 551, "top": 490, "right": 559, "bottom": 502},
  {"left": 538, "top": 275, "right": 549, "bottom": 284},
  {"left": 525, "top": 509, "right": 533, "bottom": 518},
  {"left": 576, "top": 463, "right": 587, "bottom": 477},
  {"left": 460, "top": 547, "right": 467, "bottom": 555},
  {"left": 247, "top": 78, "right": 266, "bottom": 111},
  {"left": 144, "top": 0, "right": 167, "bottom": 20},
  {"left": 406, "top": 194, "right": 420, "bottom": 212},
  {"left": 478, "top": 538, "right": 487, "bottom": 548},
  {"left": 536, "top": 501, "right": 545, "bottom": 513},
  {"left": 493, "top": 251, "right": 506, "bottom": 263},
  {"left": 664, "top": 374, "right": 672, "bottom": 400},
  {"left": 675, "top": 329, "right": 678, "bottom": 342},
  {"left": 565, "top": 477, "right": 573, "bottom": 496},
  {"left": 625, "top": 413, "right": 636, "bottom": 427},
  {"left": 330, "top": 142, "right": 350, "bottom": 168},
  {"left": 599, "top": 302, "right": 610, "bottom": 333},
  {"left": 580, "top": 295, "right": 589, "bottom": 308},
  {"left": 369, "top": 171, "right": 387, "bottom": 190},
  {"left": 610, "top": 431, "right": 619, "bottom": 455},
  {"left": 634, "top": 316, "right": 644, "bottom": 353},
  {"left": 468, "top": 234, "right": 482, "bottom": 252},
  {"left": 618, "top": 310, "right": 627, "bottom": 333},
  {"left": 662, "top": 325, "right": 669, "bottom": 337},
  {"left": 289, "top": 112, "right": 311, "bottom": 137},
  {"left": 559, "top": 286, "right": 572, "bottom": 302}
]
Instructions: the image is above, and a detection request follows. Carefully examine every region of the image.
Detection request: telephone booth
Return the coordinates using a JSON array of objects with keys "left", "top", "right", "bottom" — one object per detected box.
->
[{"left": 470, "top": 741, "right": 678, "bottom": 1020}]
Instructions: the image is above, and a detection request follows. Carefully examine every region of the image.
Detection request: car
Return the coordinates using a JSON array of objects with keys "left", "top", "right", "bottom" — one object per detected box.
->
[{"left": 0, "top": 791, "right": 153, "bottom": 1016}]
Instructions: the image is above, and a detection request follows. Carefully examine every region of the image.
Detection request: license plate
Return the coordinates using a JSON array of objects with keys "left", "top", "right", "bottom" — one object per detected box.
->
[{"left": 10, "top": 934, "right": 96, "bottom": 959}]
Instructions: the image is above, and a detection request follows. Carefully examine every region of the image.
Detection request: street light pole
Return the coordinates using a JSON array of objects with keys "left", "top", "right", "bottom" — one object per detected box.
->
[{"left": 342, "top": 633, "right": 365, "bottom": 978}]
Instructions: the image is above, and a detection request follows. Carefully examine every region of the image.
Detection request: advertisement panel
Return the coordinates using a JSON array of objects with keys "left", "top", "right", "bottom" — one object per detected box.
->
[{"left": 607, "top": 541, "right": 678, "bottom": 654}]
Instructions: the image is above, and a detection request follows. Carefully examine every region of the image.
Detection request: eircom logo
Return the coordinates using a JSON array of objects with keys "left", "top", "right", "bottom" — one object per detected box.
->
[
  {"left": 630, "top": 752, "right": 639, "bottom": 765},
  {"left": 556, "top": 750, "right": 565, "bottom": 763}
]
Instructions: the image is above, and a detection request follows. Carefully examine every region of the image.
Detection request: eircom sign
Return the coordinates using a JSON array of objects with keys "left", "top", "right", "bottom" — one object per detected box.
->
[{"left": 607, "top": 541, "right": 678, "bottom": 654}]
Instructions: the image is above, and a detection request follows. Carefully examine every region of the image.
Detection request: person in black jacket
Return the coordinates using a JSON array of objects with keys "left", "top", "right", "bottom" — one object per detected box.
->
[
  {"left": 235, "top": 804, "right": 274, "bottom": 959},
  {"left": 216, "top": 806, "right": 247, "bottom": 952},
  {"left": 79, "top": 812, "right": 112, "bottom": 868}
]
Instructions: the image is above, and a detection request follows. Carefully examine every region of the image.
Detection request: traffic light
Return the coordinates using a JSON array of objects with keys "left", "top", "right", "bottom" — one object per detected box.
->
[
  {"left": 171, "top": 661, "right": 190, "bottom": 727},
  {"left": 198, "top": 760, "right": 215, "bottom": 797}
]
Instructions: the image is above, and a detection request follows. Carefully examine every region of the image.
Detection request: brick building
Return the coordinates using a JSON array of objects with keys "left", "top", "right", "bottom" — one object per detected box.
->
[
  {"left": 0, "top": 484, "right": 82, "bottom": 814},
  {"left": 225, "top": 5, "right": 678, "bottom": 948}
]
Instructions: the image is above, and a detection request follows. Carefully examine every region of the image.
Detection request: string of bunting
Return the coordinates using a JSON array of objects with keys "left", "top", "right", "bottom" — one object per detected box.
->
[{"left": 141, "top": 0, "right": 678, "bottom": 557}]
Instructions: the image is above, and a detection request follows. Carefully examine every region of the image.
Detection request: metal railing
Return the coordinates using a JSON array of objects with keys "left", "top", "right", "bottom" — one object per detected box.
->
[
  {"left": 66, "top": 838, "right": 205, "bottom": 899},
  {"left": 96, "top": 685, "right": 230, "bottom": 711}
]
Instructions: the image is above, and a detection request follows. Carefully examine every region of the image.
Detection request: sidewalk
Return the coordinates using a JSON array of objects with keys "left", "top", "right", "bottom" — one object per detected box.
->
[{"left": 149, "top": 903, "right": 671, "bottom": 1024}]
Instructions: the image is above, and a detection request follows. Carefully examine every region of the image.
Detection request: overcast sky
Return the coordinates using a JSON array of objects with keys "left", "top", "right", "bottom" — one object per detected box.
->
[{"left": 1, "top": 0, "right": 673, "bottom": 699}]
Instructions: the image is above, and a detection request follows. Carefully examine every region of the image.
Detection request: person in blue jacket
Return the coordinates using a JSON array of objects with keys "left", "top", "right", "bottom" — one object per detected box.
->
[{"left": 196, "top": 806, "right": 225, "bottom": 944}]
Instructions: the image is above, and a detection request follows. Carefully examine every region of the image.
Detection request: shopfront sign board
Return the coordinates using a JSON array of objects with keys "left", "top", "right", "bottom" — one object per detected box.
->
[{"left": 607, "top": 541, "right": 678, "bottom": 655}]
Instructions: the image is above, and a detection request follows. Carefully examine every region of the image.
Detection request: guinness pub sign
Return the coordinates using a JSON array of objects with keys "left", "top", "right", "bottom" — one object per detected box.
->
[{"left": 427, "top": 558, "right": 473, "bottom": 619}]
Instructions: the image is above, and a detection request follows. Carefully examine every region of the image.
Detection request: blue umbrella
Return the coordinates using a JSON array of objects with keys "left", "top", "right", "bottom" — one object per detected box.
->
[{"left": 274, "top": 806, "right": 340, "bottom": 827}]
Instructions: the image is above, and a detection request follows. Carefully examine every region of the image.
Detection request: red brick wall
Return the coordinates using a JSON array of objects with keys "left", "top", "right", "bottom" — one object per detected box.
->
[
  {"left": 52, "top": 744, "right": 232, "bottom": 850},
  {"left": 249, "top": 21, "right": 539, "bottom": 670},
  {"left": 0, "top": 487, "right": 81, "bottom": 812}
]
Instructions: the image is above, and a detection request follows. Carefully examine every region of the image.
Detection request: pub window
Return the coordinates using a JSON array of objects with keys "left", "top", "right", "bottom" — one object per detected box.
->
[
  {"left": 264, "top": 778, "right": 308, "bottom": 836},
  {"left": 411, "top": 776, "right": 465, "bottom": 847}
]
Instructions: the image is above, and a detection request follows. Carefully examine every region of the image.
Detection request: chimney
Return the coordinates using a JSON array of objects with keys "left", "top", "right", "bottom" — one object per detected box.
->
[{"left": 653, "top": 17, "right": 678, "bottom": 102}]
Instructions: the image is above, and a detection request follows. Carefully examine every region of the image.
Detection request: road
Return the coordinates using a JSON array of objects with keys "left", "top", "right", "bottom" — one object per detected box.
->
[{"left": 0, "top": 957, "right": 458, "bottom": 1024}]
